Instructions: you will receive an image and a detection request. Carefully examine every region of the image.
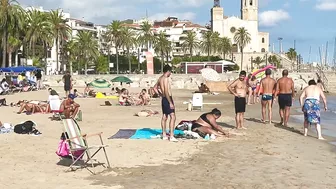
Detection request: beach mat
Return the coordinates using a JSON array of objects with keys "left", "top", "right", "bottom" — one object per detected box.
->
[
  {"left": 109, "top": 129, "right": 137, "bottom": 139},
  {"left": 109, "top": 128, "right": 184, "bottom": 139}
]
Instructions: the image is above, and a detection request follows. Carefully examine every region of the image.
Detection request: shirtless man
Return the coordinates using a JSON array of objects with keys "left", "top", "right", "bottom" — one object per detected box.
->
[
  {"left": 227, "top": 71, "right": 248, "bottom": 129},
  {"left": 258, "top": 69, "right": 276, "bottom": 124},
  {"left": 275, "top": 70, "right": 295, "bottom": 126},
  {"left": 155, "top": 64, "right": 177, "bottom": 142},
  {"left": 299, "top": 79, "right": 327, "bottom": 140},
  {"left": 60, "top": 94, "right": 80, "bottom": 119}
]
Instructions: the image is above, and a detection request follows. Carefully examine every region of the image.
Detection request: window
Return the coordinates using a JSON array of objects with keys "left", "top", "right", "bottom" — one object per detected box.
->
[
  {"left": 47, "top": 51, "right": 51, "bottom": 58},
  {"left": 262, "top": 38, "right": 265, "bottom": 43},
  {"left": 261, "top": 48, "right": 265, "bottom": 52},
  {"left": 250, "top": 0, "right": 253, "bottom": 5}
]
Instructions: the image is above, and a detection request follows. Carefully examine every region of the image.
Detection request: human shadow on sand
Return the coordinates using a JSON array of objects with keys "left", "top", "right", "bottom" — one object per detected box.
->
[
  {"left": 274, "top": 123, "right": 303, "bottom": 135},
  {"left": 245, "top": 118, "right": 264, "bottom": 124},
  {"left": 218, "top": 122, "right": 235, "bottom": 129}
]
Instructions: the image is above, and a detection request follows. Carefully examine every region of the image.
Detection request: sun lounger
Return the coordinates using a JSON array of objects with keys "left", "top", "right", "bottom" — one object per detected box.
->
[{"left": 61, "top": 118, "right": 110, "bottom": 173}]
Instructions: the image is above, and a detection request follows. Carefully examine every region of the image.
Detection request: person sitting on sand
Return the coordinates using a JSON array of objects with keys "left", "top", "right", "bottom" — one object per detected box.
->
[
  {"left": 136, "top": 89, "right": 151, "bottom": 105},
  {"left": 299, "top": 79, "right": 327, "bottom": 140},
  {"left": 119, "top": 88, "right": 133, "bottom": 106},
  {"left": 0, "top": 78, "right": 9, "bottom": 95},
  {"left": 73, "top": 89, "right": 84, "bottom": 98},
  {"left": 17, "top": 101, "right": 45, "bottom": 114},
  {"left": 84, "top": 83, "right": 96, "bottom": 97},
  {"left": 195, "top": 83, "right": 210, "bottom": 93},
  {"left": 191, "top": 108, "right": 229, "bottom": 137},
  {"left": 60, "top": 94, "right": 80, "bottom": 119}
]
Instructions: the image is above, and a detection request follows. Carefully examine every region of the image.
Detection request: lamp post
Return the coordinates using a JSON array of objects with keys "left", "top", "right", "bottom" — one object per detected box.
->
[
  {"left": 278, "top": 37, "right": 283, "bottom": 53},
  {"left": 249, "top": 56, "right": 253, "bottom": 72}
]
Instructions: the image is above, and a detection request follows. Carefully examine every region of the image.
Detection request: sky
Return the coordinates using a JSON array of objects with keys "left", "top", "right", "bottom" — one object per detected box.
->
[{"left": 19, "top": 0, "right": 336, "bottom": 64}]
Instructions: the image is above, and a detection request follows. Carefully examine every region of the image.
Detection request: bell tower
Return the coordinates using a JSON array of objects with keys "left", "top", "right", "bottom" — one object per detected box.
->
[
  {"left": 211, "top": 0, "right": 224, "bottom": 32},
  {"left": 241, "top": 0, "right": 258, "bottom": 21}
]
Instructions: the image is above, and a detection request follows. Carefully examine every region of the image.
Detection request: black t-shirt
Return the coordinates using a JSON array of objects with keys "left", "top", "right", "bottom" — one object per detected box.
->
[
  {"left": 63, "top": 74, "right": 71, "bottom": 87},
  {"left": 36, "top": 71, "right": 42, "bottom": 79}
]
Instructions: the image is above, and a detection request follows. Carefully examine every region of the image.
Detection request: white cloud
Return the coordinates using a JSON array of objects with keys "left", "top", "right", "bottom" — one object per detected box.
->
[
  {"left": 259, "top": 9, "right": 290, "bottom": 27},
  {"left": 18, "top": 0, "right": 201, "bottom": 24},
  {"left": 316, "top": 0, "right": 336, "bottom": 10}
]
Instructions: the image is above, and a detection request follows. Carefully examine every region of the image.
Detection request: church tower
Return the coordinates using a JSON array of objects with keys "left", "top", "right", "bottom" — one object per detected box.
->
[
  {"left": 211, "top": 0, "right": 224, "bottom": 32},
  {"left": 241, "top": 0, "right": 258, "bottom": 21}
]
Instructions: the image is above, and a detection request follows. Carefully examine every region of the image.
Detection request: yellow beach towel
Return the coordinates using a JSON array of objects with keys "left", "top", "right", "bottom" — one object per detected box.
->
[{"left": 95, "top": 92, "right": 118, "bottom": 99}]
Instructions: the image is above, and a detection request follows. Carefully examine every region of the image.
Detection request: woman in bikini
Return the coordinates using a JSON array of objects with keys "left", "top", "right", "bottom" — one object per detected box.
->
[
  {"left": 17, "top": 101, "right": 45, "bottom": 114},
  {"left": 118, "top": 88, "right": 133, "bottom": 106},
  {"left": 247, "top": 75, "right": 258, "bottom": 105},
  {"left": 191, "top": 108, "right": 229, "bottom": 137}
]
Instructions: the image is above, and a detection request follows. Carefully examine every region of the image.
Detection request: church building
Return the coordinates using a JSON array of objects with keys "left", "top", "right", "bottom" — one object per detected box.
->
[{"left": 211, "top": 0, "right": 269, "bottom": 54}]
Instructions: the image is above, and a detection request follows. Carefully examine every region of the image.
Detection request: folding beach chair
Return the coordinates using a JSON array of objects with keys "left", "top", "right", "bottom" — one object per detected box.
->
[
  {"left": 50, "top": 98, "right": 63, "bottom": 121},
  {"left": 62, "top": 118, "right": 110, "bottom": 173}
]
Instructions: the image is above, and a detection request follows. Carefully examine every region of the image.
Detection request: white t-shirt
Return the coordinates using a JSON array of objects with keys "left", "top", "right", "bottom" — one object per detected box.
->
[
  {"left": 1, "top": 82, "right": 9, "bottom": 92},
  {"left": 48, "top": 95, "right": 60, "bottom": 102}
]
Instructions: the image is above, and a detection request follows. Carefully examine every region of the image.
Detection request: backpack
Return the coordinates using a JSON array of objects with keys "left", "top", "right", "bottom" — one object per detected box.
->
[
  {"left": 14, "top": 121, "right": 35, "bottom": 134},
  {"left": 56, "top": 140, "right": 70, "bottom": 157}
]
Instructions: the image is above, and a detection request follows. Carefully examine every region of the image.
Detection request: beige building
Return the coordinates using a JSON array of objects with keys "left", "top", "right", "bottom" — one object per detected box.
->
[{"left": 211, "top": 0, "right": 270, "bottom": 70}]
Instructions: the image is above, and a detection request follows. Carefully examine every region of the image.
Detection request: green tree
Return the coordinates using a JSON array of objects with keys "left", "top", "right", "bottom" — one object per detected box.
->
[
  {"left": 268, "top": 55, "right": 281, "bottom": 68},
  {"left": 6, "top": 36, "right": 21, "bottom": 66},
  {"left": 0, "top": 0, "right": 24, "bottom": 67},
  {"left": 49, "top": 9, "right": 71, "bottom": 72},
  {"left": 95, "top": 55, "right": 108, "bottom": 74},
  {"left": 286, "top": 48, "right": 297, "bottom": 70},
  {"left": 182, "top": 31, "right": 199, "bottom": 62},
  {"left": 234, "top": 27, "right": 251, "bottom": 71},
  {"left": 218, "top": 37, "right": 231, "bottom": 60},
  {"left": 120, "top": 26, "right": 136, "bottom": 73},
  {"left": 75, "top": 31, "right": 99, "bottom": 74},
  {"left": 154, "top": 32, "right": 170, "bottom": 73},
  {"left": 200, "top": 31, "right": 213, "bottom": 60},
  {"left": 252, "top": 56, "right": 265, "bottom": 69},
  {"left": 138, "top": 21, "right": 154, "bottom": 51},
  {"left": 107, "top": 20, "right": 122, "bottom": 74}
]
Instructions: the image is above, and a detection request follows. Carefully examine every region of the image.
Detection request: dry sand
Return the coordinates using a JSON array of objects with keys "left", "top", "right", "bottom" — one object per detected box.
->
[{"left": 0, "top": 88, "right": 335, "bottom": 189}]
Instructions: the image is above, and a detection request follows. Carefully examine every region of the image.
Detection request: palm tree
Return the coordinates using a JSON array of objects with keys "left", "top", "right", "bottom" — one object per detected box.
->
[
  {"left": 234, "top": 27, "right": 251, "bottom": 71},
  {"left": 200, "top": 31, "right": 213, "bottom": 60},
  {"left": 75, "top": 31, "right": 99, "bottom": 74},
  {"left": 154, "top": 32, "right": 170, "bottom": 73},
  {"left": 62, "top": 39, "right": 78, "bottom": 74},
  {"left": 268, "top": 55, "right": 281, "bottom": 68},
  {"left": 218, "top": 37, "right": 231, "bottom": 59},
  {"left": 107, "top": 20, "right": 122, "bottom": 74},
  {"left": 286, "top": 48, "right": 297, "bottom": 70},
  {"left": 138, "top": 21, "right": 154, "bottom": 51},
  {"left": 49, "top": 9, "right": 71, "bottom": 72},
  {"left": 182, "top": 31, "right": 199, "bottom": 62},
  {"left": 6, "top": 36, "right": 21, "bottom": 66},
  {"left": 25, "top": 10, "right": 51, "bottom": 57},
  {"left": 0, "top": 0, "right": 24, "bottom": 67},
  {"left": 252, "top": 56, "right": 265, "bottom": 69},
  {"left": 120, "top": 26, "right": 136, "bottom": 73}
]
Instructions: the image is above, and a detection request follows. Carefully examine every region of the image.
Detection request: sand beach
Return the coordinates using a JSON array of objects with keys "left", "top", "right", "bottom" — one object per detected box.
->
[{"left": 0, "top": 88, "right": 336, "bottom": 189}]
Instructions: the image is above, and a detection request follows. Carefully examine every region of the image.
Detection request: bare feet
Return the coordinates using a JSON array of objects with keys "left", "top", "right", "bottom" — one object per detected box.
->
[
  {"left": 318, "top": 137, "right": 326, "bottom": 140},
  {"left": 241, "top": 126, "right": 247, "bottom": 130},
  {"left": 169, "top": 137, "right": 178, "bottom": 142}
]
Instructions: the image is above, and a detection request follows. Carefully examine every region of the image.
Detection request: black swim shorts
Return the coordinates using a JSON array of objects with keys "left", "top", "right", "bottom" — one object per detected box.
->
[
  {"left": 234, "top": 96, "right": 246, "bottom": 113},
  {"left": 162, "top": 96, "right": 175, "bottom": 115},
  {"left": 278, "top": 93, "right": 292, "bottom": 109}
]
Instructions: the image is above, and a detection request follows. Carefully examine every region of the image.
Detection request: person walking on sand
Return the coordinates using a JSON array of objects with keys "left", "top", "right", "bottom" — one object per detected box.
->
[
  {"left": 275, "top": 69, "right": 295, "bottom": 127},
  {"left": 258, "top": 69, "right": 276, "bottom": 124},
  {"left": 155, "top": 64, "right": 177, "bottom": 142},
  {"left": 62, "top": 71, "right": 73, "bottom": 97},
  {"left": 299, "top": 79, "right": 327, "bottom": 140},
  {"left": 227, "top": 70, "right": 248, "bottom": 129}
]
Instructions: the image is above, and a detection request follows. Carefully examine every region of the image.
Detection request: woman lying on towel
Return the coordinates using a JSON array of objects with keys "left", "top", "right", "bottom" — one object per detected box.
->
[
  {"left": 17, "top": 101, "right": 46, "bottom": 114},
  {"left": 191, "top": 108, "right": 229, "bottom": 137}
]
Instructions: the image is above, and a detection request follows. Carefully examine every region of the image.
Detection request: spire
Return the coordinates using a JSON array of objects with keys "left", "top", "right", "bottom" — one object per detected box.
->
[{"left": 214, "top": 0, "right": 220, "bottom": 7}]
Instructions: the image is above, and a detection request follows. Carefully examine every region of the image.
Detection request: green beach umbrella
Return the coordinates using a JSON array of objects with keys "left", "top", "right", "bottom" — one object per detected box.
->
[
  {"left": 88, "top": 79, "right": 111, "bottom": 88},
  {"left": 111, "top": 76, "right": 133, "bottom": 83}
]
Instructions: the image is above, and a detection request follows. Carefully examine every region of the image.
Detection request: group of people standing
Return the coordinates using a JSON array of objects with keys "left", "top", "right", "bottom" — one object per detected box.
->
[{"left": 228, "top": 69, "right": 328, "bottom": 140}]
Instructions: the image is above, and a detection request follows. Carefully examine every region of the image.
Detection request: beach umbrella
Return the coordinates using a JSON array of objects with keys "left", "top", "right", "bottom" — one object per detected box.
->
[
  {"left": 200, "top": 68, "right": 221, "bottom": 81},
  {"left": 111, "top": 76, "right": 133, "bottom": 83},
  {"left": 88, "top": 79, "right": 111, "bottom": 88}
]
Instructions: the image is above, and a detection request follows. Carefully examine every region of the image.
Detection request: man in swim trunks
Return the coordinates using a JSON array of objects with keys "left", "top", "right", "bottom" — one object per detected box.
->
[
  {"left": 258, "top": 69, "right": 276, "bottom": 124},
  {"left": 275, "top": 69, "right": 294, "bottom": 127},
  {"left": 227, "top": 70, "right": 248, "bottom": 129},
  {"left": 299, "top": 79, "right": 327, "bottom": 140},
  {"left": 155, "top": 64, "right": 177, "bottom": 142},
  {"left": 60, "top": 94, "right": 80, "bottom": 119}
]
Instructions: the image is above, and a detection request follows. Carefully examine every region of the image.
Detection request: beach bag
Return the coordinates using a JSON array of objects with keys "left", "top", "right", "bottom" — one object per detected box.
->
[
  {"left": 14, "top": 121, "right": 35, "bottom": 134},
  {"left": 56, "top": 140, "right": 70, "bottom": 157}
]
